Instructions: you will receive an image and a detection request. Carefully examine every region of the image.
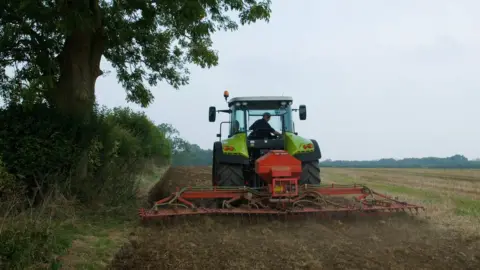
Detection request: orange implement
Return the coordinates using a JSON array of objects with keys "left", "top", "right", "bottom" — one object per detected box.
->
[{"left": 140, "top": 151, "right": 425, "bottom": 222}]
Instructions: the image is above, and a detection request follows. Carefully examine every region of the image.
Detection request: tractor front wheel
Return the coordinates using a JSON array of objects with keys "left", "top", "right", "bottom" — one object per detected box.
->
[{"left": 299, "top": 160, "right": 321, "bottom": 185}]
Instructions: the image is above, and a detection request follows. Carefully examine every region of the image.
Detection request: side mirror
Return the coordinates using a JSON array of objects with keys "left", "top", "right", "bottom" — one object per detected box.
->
[
  {"left": 299, "top": 105, "right": 307, "bottom": 120},
  {"left": 209, "top": 106, "right": 216, "bottom": 122}
]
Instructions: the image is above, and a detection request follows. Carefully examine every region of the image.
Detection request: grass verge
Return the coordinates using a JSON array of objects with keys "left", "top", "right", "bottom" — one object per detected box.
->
[
  {"left": 323, "top": 169, "right": 480, "bottom": 216},
  {"left": 322, "top": 168, "right": 480, "bottom": 236},
  {"left": 0, "top": 165, "right": 169, "bottom": 270}
]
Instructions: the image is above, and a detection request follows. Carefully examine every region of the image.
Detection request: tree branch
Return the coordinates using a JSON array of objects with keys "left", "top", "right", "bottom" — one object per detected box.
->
[{"left": 89, "top": 0, "right": 105, "bottom": 79}]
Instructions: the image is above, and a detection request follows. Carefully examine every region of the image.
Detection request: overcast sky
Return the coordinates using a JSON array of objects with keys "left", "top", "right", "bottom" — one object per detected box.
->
[{"left": 96, "top": 0, "right": 480, "bottom": 161}]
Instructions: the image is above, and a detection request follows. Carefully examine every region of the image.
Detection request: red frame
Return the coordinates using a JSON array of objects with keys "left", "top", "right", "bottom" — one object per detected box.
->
[
  {"left": 140, "top": 150, "right": 425, "bottom": 221},
  {"left": 139, "top": 184, "right": 425, "bottom": 220}
]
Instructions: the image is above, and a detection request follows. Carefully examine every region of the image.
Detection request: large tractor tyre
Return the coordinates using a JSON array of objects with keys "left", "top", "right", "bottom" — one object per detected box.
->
[
  {"left": 211, "top": 154, "right": 217, "bottom": 186},
  {"left": 299, "top": 160, "right": 321, "bottom": 185},
  {"left": 215, "top": 164, "right": 245, "bottom": 187}
]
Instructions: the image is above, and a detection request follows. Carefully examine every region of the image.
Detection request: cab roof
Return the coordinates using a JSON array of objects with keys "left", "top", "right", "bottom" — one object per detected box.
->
[{"left": 227, "top": 96, "right": 293, "bottom": 106}]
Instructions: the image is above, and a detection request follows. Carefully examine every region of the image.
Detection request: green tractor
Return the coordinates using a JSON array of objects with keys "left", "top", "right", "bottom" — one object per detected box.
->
[{"left": 208, "top": 92, "right": 321, "bottom": 188}]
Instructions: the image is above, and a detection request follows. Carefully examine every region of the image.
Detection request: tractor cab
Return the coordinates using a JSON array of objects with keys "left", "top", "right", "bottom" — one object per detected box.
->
[
  {"left": 227, "top": 96, "right": 299, "bottom": 151},
  {"left": 209, "top": 92, "right": 307, "bottom": 144}
]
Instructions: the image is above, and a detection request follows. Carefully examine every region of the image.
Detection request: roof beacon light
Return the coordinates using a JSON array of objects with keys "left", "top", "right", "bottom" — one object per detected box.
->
[{"left": 223, "top": 90, "right": 229, "bottom": 101}]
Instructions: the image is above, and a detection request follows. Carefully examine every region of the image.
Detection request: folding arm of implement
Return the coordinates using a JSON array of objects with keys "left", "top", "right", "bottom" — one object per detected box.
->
[{"left": 139, "top": 151, "right": 425, "bottom": 221}]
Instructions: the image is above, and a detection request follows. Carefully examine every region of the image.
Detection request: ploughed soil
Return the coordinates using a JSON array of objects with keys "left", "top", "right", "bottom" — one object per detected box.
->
[{"left": 109, "top": 166, "right": 480, "bottom": 270}]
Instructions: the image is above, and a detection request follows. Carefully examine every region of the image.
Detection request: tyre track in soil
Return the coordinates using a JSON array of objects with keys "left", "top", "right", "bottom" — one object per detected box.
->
[{"left": 109, "top": 166, "right": 480, "bottom": 270}]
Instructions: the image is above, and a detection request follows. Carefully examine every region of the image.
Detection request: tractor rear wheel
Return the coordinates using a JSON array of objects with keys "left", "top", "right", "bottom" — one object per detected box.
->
[
  {"left": 211, "top": 154, "right": 218, "bottom": 186},
  {"left": 215, "top": 164, "right": 245, "bottom": 187},
  {"left": 299, "top": 160, "right": 321, "bottom": 185}
]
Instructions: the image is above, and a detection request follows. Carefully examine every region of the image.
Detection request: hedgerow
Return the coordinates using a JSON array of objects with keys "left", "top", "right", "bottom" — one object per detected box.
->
[{"left": 0, "top": 102, "right": 171, "bottom": 269}]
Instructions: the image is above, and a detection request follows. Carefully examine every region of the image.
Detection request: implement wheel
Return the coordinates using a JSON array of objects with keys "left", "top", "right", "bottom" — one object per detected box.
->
[{"left": 299, "top": 160, "right": 321, "bottom": 185}]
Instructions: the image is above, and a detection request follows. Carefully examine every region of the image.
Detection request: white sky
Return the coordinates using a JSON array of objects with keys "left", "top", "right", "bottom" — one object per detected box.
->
[{"left": 96, "top": 0, "right": 480, "bottom": 160}]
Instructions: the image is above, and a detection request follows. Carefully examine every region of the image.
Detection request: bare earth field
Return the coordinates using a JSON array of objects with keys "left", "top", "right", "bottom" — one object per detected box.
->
[{"left": 109, "top": 167, "right": 480, "bottom": 270}]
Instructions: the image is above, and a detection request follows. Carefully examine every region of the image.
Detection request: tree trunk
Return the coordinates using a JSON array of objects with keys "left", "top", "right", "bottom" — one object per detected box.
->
[
  {"left": 54, "top": 34, "right": 103, "bottom": 119},
  {"left": 50, "top": 0, "right": 105, "bottom": 181},
  {"left": 54, "top": 24, "right": 104, "bottom": 119}
]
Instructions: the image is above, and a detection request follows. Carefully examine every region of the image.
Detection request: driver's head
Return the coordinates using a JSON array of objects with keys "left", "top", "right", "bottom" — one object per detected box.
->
[{"left": 263, "top": 112, "right": 271, "bottom": 121}]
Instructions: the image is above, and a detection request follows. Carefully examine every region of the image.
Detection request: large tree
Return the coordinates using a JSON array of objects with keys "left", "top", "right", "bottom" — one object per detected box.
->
[{"left": 0, "top": 0, "right": 271, "bottom": 117}]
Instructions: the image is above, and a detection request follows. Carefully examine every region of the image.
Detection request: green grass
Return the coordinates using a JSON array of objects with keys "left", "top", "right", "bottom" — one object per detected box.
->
[
  {"left": 323, "top": 169, "right": 480, "bottom": 218},
  {"left": 0, "top": 210, "right": 134, "bottom": 270},
  {"left": 0, "top": 165, "right": 169, "bottom": 270},
  {"left": 323, "top": 171, "right": 441, "bottom": 202},
  {"left": 453, "top": 197, "right": 480, "bottom": 217},
  {"left": 56, "top": 218, "right": 131, "bottom": 269},
  {"left": 55, "top": 166, "right": 169, "bottom": 269}
]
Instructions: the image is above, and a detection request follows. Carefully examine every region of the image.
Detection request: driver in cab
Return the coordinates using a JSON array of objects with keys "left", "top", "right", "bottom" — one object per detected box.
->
[{"left": 248, "top": 112, "right": 281, "bottom": 139}]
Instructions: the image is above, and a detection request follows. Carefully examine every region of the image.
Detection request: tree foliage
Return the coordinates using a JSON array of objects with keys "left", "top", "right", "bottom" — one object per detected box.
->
[
  {"left": 0, "top": 103, "right": 172, "bottom": 205},
  {"left": 0, "top": 2, "right": 272, "bottom": 267},
  {"left": 158, "top": 123, "right": 212, "bottom": 166},
  {"left": 172, "top": 143, "right": 213, "bottom": 166},
  {"left": 157, "top": 123, "right": 190, "bottom": 154},
  {"left": 0, "top": 0, "right": 272, "bottom": 114}
]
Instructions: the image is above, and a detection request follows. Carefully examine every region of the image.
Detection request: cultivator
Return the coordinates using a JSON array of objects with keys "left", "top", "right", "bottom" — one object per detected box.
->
[
  {"left": 139, "top": 150, "right": 425, "bottom": 221},
  {"left": 139, "top": 184, "right": 424, "bottom": 221}
]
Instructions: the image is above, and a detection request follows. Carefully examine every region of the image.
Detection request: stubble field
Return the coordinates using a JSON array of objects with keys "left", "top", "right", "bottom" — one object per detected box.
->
[{"left": 109, "top": 166, "right": 480, "bottom": 270}]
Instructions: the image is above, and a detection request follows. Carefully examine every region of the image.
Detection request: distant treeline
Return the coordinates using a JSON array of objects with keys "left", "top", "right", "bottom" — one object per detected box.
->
[
  {"left": 320, "top": 155, "right": 480, "bottom": 169},
  {"left": 158, "top": 124, "right": 212, "bottom": 166},
  {"left": 172, "top": 143, "right": 213, "bottom": 166},
  {"left": 160, "top": 131, "right": 480, "bottom": 169}
]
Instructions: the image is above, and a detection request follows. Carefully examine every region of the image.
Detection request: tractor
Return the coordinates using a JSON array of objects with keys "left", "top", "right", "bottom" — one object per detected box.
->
[
  {"left": 138, "top": 91, "right": 425, "bottom": 221},
  {"left": 208, "top": 91, "right": 321, "bottom": 189}
]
